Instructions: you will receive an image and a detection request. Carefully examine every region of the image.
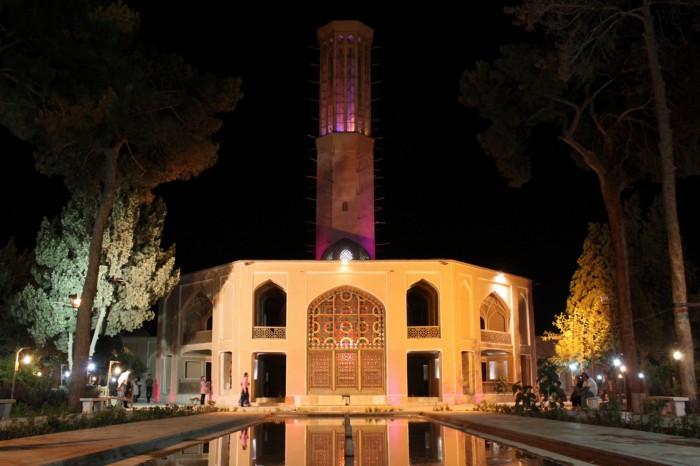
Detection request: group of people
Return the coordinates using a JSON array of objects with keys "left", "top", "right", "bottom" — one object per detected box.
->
[
  {"left": 199, "top": 372, "right": 249, "bottom": 407},
  {"left": 110, "top": 373, "right": 156, "bottom": 408},
  {"left": 116, "top": 378, "right": 136, "bottom": 407},
  {"left": 107, "top": 371, "right": 252, "bottom": 408},
  {"left": 570, "top": 372, "right": 598, "bottom": 409}
]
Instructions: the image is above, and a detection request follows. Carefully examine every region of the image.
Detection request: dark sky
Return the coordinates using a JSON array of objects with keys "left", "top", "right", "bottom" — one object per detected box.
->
[{"left": 2, "top": 3, "right": 699, "bottom": 335}]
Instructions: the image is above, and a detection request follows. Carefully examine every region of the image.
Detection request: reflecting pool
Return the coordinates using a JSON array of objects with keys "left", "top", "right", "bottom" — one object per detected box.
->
[{"left": 141, "top": 415, "right": 572, "bottom": 465}]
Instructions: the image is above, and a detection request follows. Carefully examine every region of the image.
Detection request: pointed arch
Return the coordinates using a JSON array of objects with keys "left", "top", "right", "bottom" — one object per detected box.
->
[
  {"left": 407, "top": 279, "right": 439, "bottom": 326},
  {"left": 307, "top": 285, "right": 385, "bottom": 393},
  {"left": 254, "top": 280, "right": 287, "bottom": 327},
  {"left": 181, "top": 291, "right": 213, "bottom": 345},
  {"left": 479, "top": 292, "right": 509, "bottom": 332}
]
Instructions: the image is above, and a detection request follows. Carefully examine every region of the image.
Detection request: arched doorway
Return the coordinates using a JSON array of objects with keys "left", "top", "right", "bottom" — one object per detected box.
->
[{"left": 307, "top": 286, "right": 385, "bottom": 394}]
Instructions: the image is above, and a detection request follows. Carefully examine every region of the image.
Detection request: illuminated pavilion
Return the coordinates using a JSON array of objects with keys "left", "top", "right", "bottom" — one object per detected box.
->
[{"left": 155, "top": 20, "right": 537, "bottom": 409}]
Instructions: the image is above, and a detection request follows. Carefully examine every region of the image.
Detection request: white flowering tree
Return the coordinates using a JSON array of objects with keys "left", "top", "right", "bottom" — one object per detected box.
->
[{"left": 10, "top": 192, "right": 179, "bottom": 370}]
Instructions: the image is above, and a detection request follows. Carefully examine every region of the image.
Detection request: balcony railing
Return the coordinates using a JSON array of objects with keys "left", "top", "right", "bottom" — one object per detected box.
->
[
  {"left": 407, "top": 326, "right": 441, "bottom": 339},
  {"left": 183, "top": 330, "right": 212, "bottom": 345},
  {"left": 253, "top": 326, "right": 286, "bottom": 339},
  {"left": 480, "top": 330, "right": 511, "bottom": 344}
]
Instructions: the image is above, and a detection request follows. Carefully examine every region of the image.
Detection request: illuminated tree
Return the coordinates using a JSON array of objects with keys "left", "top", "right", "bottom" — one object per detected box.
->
[
  {"left": 460, "top": 0, "right": 700, "bottom": 412},
  {"left": 0, "top": 0, "right": 241, "bottom": 409},
  {"left": 545, "top": 223, "right": 614, "bottom": 375},
  {"left": 507, "top": 0, "right": 700, "bottom": 414},
  {"left": 10, "top": 193, "right": 179, "bottom": 370}
]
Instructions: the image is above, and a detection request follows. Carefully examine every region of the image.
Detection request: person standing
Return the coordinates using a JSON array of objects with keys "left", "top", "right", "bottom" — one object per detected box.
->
[
  {"left": 240, "top": 372, "right": 250, "bottom": 407},
  {"left": 145, "top": 374, "right": 154, "bottom": 403},
  {"left": 200, "top": 376, "right": 208, "bottom": 405},
  {"left": 133, "top": 378, "right": 142, "bottom": 404},
  {"left": 118, "top": 381, "right": 128, "bottom": 408},
  {"left": 124, "top": 378, "right": 133, "bottom": 408},
  {"left": 570, "top": 375, "right": 583, "bottom": 408},
  {"left": 581, "top": 373, "right": 598, "bottom": 409}
]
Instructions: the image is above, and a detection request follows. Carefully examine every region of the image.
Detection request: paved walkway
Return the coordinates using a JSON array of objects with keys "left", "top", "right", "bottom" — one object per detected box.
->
[
  {"left": 425, "top": 411, "right": 700, "bottom": 466},
  {"left": 1, "top": 407, "right": 700, "bottom": 465},
  {"left": 0, "top": 411, "right": 268, "bottom": 466}
]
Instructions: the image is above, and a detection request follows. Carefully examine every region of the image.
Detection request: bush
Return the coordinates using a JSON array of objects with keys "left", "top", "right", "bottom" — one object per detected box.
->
[{"left": 0, "top": 404, "right": 228, "bottom": 441}]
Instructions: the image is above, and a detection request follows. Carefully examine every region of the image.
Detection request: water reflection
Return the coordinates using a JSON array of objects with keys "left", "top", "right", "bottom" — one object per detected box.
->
[{"left": 142, "top": 417, "right": 567, "bottom": 465}]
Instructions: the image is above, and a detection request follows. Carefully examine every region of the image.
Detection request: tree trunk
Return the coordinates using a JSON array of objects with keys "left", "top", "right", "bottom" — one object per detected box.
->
[
  {"left": 89, "top": 307, "right": 108, "bottom": 358},
  {"left": 67, "top": 146, "right": 119, "bottom": 411},
  {"left": 560, "top": 130, "right": 641, "bottom": 412},
  {"left": 67, "top": 332, "right": 73, "bottom": 372},
  {"left": 641, "top": 0, "right": 697, "bottom": 412},
  {"left": 599, "top": 178, "right": 642, "bottom": 413}
]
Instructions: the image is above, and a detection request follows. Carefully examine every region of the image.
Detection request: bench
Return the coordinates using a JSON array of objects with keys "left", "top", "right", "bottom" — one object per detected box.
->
[
  {"left": 80, "top": 396, "right": 121, "bottom": 413},
  {"left": 647, "top": 396, "right": 690, "bottom": 416},
  {"left": 0, "top": 399, "right": 16, "bottom": 419}
]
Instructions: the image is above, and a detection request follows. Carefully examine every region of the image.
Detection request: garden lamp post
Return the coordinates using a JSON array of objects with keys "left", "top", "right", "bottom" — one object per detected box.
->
[
  {"left": 108, "top": 360, "right": 121, "bottom": 382},
  {"left": 11, "top": 347, "right": 30, "bottom": 400}
]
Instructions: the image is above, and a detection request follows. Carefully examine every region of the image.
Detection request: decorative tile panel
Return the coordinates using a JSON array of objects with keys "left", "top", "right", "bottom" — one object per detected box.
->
[
  {"left": 481, "top": 330, "right": 512, "bottom": 344},
  {"left": 361, "top": 350, "right": 384, "bottom": 388},
  {"left": 336, "top": 351, "right": 358, "bottom": 389},
  {"left": 308, "top": 431, "right": 333, "bottom": 466},
  {"left": 407, "top": 326, "right": 441, "bottom": 339},
  {"left": 252, "top": 326, "right": 286, "bottom": 339},
  {"left": 308, "top": 286, "right": 385, "bottom": 350},
  {"left": 308, "top": 286, "right": 386, "bottom": 393},
  {"left": 335, "top": 433, "right": 346, "bottom": 465},
  {"left": 309, "top": 351, "right": 332, "bottom": 389},
  {"left": 307, "top": 428, "right": 386, "bottom": 465},
  {"left": 360, "top": 431, "right": 386, "bottom": 465}
]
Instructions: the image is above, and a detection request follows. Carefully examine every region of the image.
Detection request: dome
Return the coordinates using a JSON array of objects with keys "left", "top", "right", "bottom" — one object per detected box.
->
[{"left": 321, "top": 238, "right": 371, "bottom": 261}]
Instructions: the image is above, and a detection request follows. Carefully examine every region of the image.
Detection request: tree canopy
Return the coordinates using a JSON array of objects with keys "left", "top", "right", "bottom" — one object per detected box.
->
[
  {"left": 10, "top": 192, "right": 179, "bottom": 368},
  {"left": 0, "top": 0, "right": 242, "bottom": 409},
  {"left": 460, "top": 0, "right": 700, "bottom": 411},
  {"left": 544, "top": 223, "right": 615, "bottom": 374}
]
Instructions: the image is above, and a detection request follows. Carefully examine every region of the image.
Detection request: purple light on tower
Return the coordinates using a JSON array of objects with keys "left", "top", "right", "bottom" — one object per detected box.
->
[{"left": 315, "top": 21, "right": 376, "bottom": 260}]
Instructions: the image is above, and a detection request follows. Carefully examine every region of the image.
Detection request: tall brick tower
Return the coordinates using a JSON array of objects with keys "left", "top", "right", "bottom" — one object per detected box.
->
[{"left": 315, "top": 21, "right": 375, "bottom": 260}]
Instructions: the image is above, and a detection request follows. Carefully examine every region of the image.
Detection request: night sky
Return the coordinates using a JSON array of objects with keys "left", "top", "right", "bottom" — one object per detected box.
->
[{"left": 2, "top": 3, "right": 699, "bottom": 335}]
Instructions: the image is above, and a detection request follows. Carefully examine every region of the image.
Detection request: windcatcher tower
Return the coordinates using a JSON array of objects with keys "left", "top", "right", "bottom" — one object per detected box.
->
[{"left": 315, "top": 21, "right": 375, "bottom": 260}]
